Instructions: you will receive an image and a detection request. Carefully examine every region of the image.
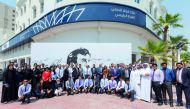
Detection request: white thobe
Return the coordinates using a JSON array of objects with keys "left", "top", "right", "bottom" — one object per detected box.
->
[{"left": 140, "top": 68, "right": 151, "bottom": 102}]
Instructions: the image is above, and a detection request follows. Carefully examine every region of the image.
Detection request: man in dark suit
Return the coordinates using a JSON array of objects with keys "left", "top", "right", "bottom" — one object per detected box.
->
[
  {"left": 72, "top": 66, "right": 78, "bottom": 83},
  {"left": 91, "top": 64, "right": 97, "bottom": 79},
  {"left": 174, "top": 62, "right": 190, "bottom": 109}
]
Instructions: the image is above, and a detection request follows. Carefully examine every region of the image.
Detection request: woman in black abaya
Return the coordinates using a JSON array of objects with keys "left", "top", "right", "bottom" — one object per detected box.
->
[{"left": 1, "top": 64, "right": 18, "bottom": 103}]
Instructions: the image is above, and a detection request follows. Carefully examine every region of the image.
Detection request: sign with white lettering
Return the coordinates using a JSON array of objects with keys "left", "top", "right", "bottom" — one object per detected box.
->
[{"left": 1, "top": 3, "right": 146, "bottom": 51}]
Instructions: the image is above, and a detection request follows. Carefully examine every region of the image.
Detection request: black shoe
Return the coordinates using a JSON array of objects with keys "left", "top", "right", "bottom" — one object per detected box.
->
[
  {"left": 170, "top": 103, "right": 174, "bottom": 107},
  {"left": 27, "top": 101, "right": 30, "bottom": 104},
  {"left": 176, "top": 103, "right": 183, "bottom": 107},
  {"left": 153, "top": 101, "right": 158, "bottom": 103},
  {"left": 158, "top": 103, "right": 163, "bottom": 106},
  {"left": 164, "top": 102, "right": 167, "bottom": 105}
]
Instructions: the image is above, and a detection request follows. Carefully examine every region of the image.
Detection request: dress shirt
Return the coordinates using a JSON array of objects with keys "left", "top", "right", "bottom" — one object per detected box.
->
[
  {"left": 161, "top": 68, "right": 175, "bottom": 82},
  {"left": 83, "top": 68, "right": 92, "bottom": 77},
  {"left": 18, "top": 84, "right": 32, "bottom": 98},
  {"left": 84, "top": 79, "right": 93, "bottom": 88},
  {"left": 124, "top": 68, "right": 129, "bottom": 78},
  {"left": 150, "top": 69, "right": 164, "bottom": 84},
  {"left": 176, "top": 68, "right": 183, "bottom": 83},
  {"left": 66, "top": 80, "right": 74, "bottom": 89},
  {"left": 116, "top": 80, "right": 125, "bottom": 90},
  {"left": 68, "top": 67, "right": 74, "bottom": 77},
  {"left": 51, "top": 72, "right": 58, "bottom": 80},
  {"left": 55, "top": 68, "right": 64, "bottom": 78},
  {"left": 74, "top": 79, "right": 84, "bottom": 90},
  {"left": 100, "top": 78, "right": 109, "bottom": 88},
  {"left": 124, "top": 83, "right": 133, "bottom": 93},
  {"left": 108, "top": 80, "right": 117, "bottom": 89}
]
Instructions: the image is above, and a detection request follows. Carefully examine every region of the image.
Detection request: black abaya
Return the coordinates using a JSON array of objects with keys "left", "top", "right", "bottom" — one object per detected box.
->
[{"left": 1, "top": 69, "right": 18, "bottom": 103}]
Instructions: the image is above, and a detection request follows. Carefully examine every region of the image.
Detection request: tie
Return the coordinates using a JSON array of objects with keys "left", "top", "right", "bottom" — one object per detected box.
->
[
  {"left": 87, "top": 79, "right": 89, "bottom": 87},
  {"left": 87, "top": 68, "right": 89, "bottom": 75},
  {"left": 152, "top": 70, "right": 155, "bottom": 81},
  {"left": 79, "top": 80, "right": 81, "bottom": 86},
  {"left": 25, "top": 85, "right": 27, "bottom": 92},
  {"left": 114, "top": 69, "right": 116, "bottom": 75},
  {"left": 104, "top": 79, "right": 105, "bottom": 87},
  {"left": 127, "top": 84, "right": 129, "bottom": 90},
  {"left": 163, "top": 70, "right": 166, "bottom": 82},
  {"left": 59, "top": 69, "right": 60, "bottom": 77}
]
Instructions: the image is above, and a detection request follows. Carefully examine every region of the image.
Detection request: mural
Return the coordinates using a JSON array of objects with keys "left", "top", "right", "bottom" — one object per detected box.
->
[{"left": 31, "top": 43, "right": 132, "bottom": 67}]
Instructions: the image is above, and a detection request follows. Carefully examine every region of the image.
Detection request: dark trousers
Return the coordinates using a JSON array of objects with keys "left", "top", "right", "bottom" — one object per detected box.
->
[
  {"left": 21, "top": 93, "right": 31, "bottom": 103},
  {"left": 124, "top": 90, "right": 135, "bottom": 100},
  {"left": 92, "top": 86, "right": 99, "bottom": 93},
  {"left": 161, "top": 82, "right": 173, "bottom": 103},
  {"left": 66, "top": 88, "right": 73, "bottom": 95},
  {"left": 117, "top": 88, "right": 125, "bottom": 97},
  {"left": 176, "top": 83, "right": 190, "bottom": 108},
  {"left": 85, "top": 75, "right": 90, "bottom": 79},
  {"left": 84, "top": 86, "right": 93, "bottom": 93},
  {"left": 108, "top": 88, "right": 116, "bottom": 94},
  {"left": 152, "top": 81, "right": 163, "bottom": 103},
  {"left": 44, "top": 90, "right": 54, "bottom": 98},
  {"left": 75, "top": 86, "right": 84, "bottom": 93}
]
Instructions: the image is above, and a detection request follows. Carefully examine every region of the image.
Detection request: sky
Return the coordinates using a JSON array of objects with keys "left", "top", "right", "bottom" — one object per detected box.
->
[{"left": 0, "top": 0, "right": 189, "bottom": 50}]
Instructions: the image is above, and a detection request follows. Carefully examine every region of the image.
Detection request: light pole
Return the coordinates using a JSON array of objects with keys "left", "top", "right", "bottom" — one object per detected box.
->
[{"left": 176, "top": 42, "right": 186, "bottom": 62}]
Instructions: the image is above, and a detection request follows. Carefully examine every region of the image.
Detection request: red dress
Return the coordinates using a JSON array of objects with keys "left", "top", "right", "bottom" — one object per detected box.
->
[{"left": 42, "top": 71, "right": 51, "bottom": 81}]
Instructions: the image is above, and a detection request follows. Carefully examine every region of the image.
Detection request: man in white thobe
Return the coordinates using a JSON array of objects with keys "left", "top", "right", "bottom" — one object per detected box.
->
[{"left": 140, "top": 63, "right": 152, "bottom": 102}]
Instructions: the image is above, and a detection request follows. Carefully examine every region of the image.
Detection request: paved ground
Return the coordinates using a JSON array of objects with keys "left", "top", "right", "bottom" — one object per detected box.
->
[{"left": 0, "top": 82, "right": 186, "bottom": 109}]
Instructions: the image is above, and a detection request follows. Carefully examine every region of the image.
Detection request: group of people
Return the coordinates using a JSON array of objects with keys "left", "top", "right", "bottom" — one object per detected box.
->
[{"left": 0, "top": 62, "right": 190, "bottom": 109}]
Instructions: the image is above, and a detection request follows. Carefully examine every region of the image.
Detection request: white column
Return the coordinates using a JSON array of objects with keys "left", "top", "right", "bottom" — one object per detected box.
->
[
  {"left": 17, "top": 59, "right": 21, "bottom": 67},
  {"left": 25, "top": 57, "right": 30, "bottom": 65},
  {"left": 136, "top": 53, "right": 141, "bottom": 63},
  {"left": 3, "top": 61, "right": 6, "bottom": 69},
  {"left": 5, "top": 61, "right": 9, "bottom": 67}
]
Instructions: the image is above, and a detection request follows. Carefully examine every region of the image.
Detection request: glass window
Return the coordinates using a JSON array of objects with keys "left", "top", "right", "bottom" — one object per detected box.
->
[
  {"left": 149, "top": 1, "right": 153, "bottom": 14},
  {"left": 28, "top": 19, "right": 30, "bottom": 25},
  {"left": 20, "top": 8, "right": 23, "bottom": 16},
  {"left": 24, "top": 5, "right": 26, "bottom": 13},
  {"left": 20, "top": 26, "right": 22, "bottom": 31},
  {"left": 40, "top": 0, "right": 44, "bottom": 13},
  {"left": 134, "top": 0, "right": 140, "bottom": 3},
  {"left": 23, "top": 24, "right": 25, "bottom": 29},
  {"left": 56, "top": 0, "right": 63, "bottom": 3},
  {"left": 29, "top": 0, "right": 31, "bottom": 6},
  {"left": 33, "top": 6, "right": 37, "bottom": 19},
  {"left": 154, "top": 8, "right": 157, "bottom": 19}
]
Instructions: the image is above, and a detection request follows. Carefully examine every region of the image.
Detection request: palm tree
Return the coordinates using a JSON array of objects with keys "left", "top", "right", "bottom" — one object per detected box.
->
[
  {"left": 153, "top": 13, "right": 183, "bottom": 41},
  {"left": 168, "top": 35, "right": 188, "bottom": 68},
  {"left": 180, "top": 52, "right": 190, "bottom": 67},
  {"left": 138, "top": 40, "right": 171, "bottom": 63}
]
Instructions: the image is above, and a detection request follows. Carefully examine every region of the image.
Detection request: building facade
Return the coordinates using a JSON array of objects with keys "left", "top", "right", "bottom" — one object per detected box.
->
[
  {"left": 0, "top": 2, "right": 15, "bottom": 45},
  {"left": 0, "top": 0, "right": 166, "bottom": 68},
  {"left": 0, "top": 2, "right": 15, "bottom": 69}
]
